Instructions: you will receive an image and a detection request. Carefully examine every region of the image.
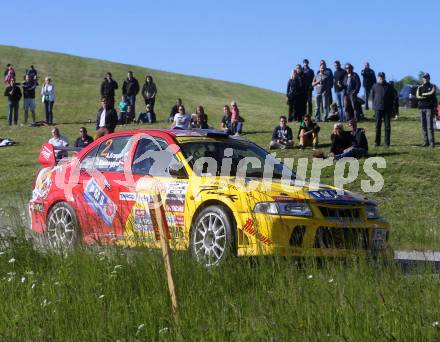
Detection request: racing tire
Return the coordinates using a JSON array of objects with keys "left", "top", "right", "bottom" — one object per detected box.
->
[
  {"left": 46, "top": 202, "right": 81, "bottom": 252},
  {"left": 190, "top": 205, "right": 234, "bottom": 267}
]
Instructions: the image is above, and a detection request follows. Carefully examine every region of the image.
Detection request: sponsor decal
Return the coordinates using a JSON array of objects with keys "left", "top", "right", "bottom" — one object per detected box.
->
[
  {"left": 29, "top": 202, "right": 44, "bottom": 212},
  {"left": 166, "top": 181, "right": 188, "bottom": 196},
  {"left": 272, "top": 196, "right": 302, "bottom": 202},
  {"left": 166, "top": 214, "right": 184, "bottom": 227},
  {"left": 32, "top": 168, "right": 52, "bottom": 200},
  {"left": 83, "top": 178, "right": 117, "bottom": 225},
  {"left": 165, "top": 204, "right": 184, "bottom": 213},
  {"left": 120, "top": 192, "right": 136, "bottom": 201},
  {"left": 41, "top": 145, "right": 53, "bottom": 160},
  {"left": 242, "top": 218, "right": 272, "bottom": 245},
  {"left": 133, "top": 208, "right": 154, "bottom": 232},
  {"left": 308, "top": 190, "right": 358, "bottom": 204}
]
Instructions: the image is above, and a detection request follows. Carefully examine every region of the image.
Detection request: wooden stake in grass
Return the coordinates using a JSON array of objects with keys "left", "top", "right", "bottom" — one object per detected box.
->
[{"left": 150, "top": 191, "right": 178, "bottom": 318}]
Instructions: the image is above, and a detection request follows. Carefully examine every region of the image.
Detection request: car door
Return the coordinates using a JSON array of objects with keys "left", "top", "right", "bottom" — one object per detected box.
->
[
  {"left": 75, "top": 135, "right": 134, "bottom": 243},
  {"left": 119, "top": 135, "right": 190, "bottom": 247}
]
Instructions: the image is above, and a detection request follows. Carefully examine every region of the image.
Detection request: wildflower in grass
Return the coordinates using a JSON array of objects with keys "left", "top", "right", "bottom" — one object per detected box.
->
[
  {"left": 433, "top": 321, "right": 439, "bottom": 327},
  {"left": 98, "top": 294, "right": 105, "bottom": 299},
  {"left": 0, "top": 251, "right": 5, "bottom": 255},
  {"left": 137, "top": 324, "right": 145, "bottom": 330},
  {"left": 41, "top": 299, "right": 51, "bottom": 307},
  {"left": 21, "top": 277, "right": 25, "bottom": 283},
  {"left": 114, "top": 265, "right": 123, "bottom": 270},
  {"left": 307, "top": 275, "right": 313, "bottom": 279},
  {"left": 54, "top": 282, "right": 60, "bottom": 286},
  {"left": 328, "top": 278, "right": 334, "bottom": 283},
  {"left": 8, "top": 258, "right": 15, "bottom": 263},
  {"left": 25, "top": 271, "right": 34, "bottom": 275},
  {"left": 31, "top": 283, "right": 36, "bottom": 289},
  {"left": 159, "top": 327, "right": 169, "bottom": 334}
]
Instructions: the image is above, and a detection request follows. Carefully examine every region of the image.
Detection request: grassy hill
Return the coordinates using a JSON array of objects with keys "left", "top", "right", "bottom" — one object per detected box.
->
[
  {"left": 0, "top": 44, "right": 439, "bottom": 252},
  {"left": 1, "top": 46, "right": 440, "bottom": 340}
]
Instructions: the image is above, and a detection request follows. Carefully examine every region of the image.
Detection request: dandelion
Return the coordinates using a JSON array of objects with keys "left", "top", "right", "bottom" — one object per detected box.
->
[
  {"left": 433, "top": 321, "right": 439, "bottom": 327},
  {"left": 8, "top": 258, "right": 15, "bottom": 264},
  {"left": 307, "top": 275, "right": 313, "bottom": 279},
  {"left": 98, "top": 294, "right": 105, "bottom": 299},
  {"left": 159, "top": 327, "right": 169, "bottom": 334},
  {"left": 328, "top": 278, "right": 334, "bottom": 283}
]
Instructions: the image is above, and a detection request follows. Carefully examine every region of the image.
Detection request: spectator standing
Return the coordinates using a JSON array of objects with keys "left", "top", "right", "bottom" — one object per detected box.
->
[
  {"left": 334, "top": 120, "right": 368, "bottom": 160},
  {"left": 25, "top": 65, "right": 38, "bottom": 80},
  {"left": 96, "top": 97, "right": 118, "bottom": 138},
  {"left": 172, "top": 105, "right": 191, "bottom": 129},
  {"left": 41, "top": 76, "right": 56, "bottom": 124},
  {"left": 141, "top": 75, "right": 157, "bottom": 111},
  {"left": 312, "top": 64, "right": 332, "bottom": 122},
  {"left": 22, "top": 74, "right": 38, "bottom": 124},
  {"left": 286, "top": 65, "right": 306, "bottom": 122},
  {"left": 333, "top": 60, "right": 347, "bottom": 121},
  {"left": 302, "top": 59, "right": 315, "bottom": 115},
  {"left": 371, "top": 72, "right": 395, "bottom": 147},
  {"left": 298, "top": 114, "right": 320, "bottom": 149},
  {"left": 4, "top": 79, "right": 22, "bottom": 125},
  {"left": 49, "top": 127, "right": 69, "bottom": 159},
  {"left": 270, "top": 115, "right": 293, "bottom": 149},
  {"left": 342, "top": 63, "right": 361, "bottom": 121},
  {"left": 416, "top": 73, "right": 437, "bottom": 147},
  {"left": 74, "top": 127, "right": 94, "bottom": 148},
  {"left": 100, "top": 72, "right": 118, "bottom": 108},
  {"left": 4, "top": 64, "right": 15, "bottom": 84},
  {"left": 361, "top": 62, "right": 376, "bottom": 110},
  {"left": 122, "top": 71, "right": 140, "bottom": 114},
  {"left": 169, "top": 98, "right": 182, "bottom": 122},
  {"left": 320, "top": 60, "right": 334, "bottom": 104}
]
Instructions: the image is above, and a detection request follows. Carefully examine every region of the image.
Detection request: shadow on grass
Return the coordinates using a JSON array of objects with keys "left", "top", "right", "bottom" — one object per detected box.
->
[{"left": 369, "top": 151, "right": 409, "bottom": 157}]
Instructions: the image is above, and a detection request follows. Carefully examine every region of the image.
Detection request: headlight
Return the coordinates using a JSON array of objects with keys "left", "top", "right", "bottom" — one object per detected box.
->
[
  {"left": 366, "top": 206, "right": 380, "bottom": 219},
  {"left": 254, "top": 201, "right": 312, "bottom": 217}
]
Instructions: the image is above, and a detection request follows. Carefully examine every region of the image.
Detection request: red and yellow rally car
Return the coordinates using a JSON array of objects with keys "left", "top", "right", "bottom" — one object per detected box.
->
[{"left": 29, "top": 129, "right": 390, "bottom": 266}]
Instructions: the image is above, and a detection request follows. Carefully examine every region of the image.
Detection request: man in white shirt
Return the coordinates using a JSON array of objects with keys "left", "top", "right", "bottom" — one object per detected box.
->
[
  {"left": 48, "top": 127, "right": 69, "bottom": 159},
  {"left": 95, "top": 97, "right": 118, "bottom": 138}
]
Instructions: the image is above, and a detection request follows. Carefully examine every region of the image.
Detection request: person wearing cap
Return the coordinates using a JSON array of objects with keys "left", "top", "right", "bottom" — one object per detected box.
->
[
  {"left": 333, "top": 120, "right": 368, "bottom": 160},
  {"left": 371, "top": 72, "right": 395, "bottom": 147},
  {"left": 416, "top": 73, "right": 437, "bottom": 147}
]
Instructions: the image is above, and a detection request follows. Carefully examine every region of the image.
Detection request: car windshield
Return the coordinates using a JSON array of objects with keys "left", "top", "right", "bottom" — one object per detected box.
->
[{"left": 179, "top": 140, "right": 296, "bottom": 180}]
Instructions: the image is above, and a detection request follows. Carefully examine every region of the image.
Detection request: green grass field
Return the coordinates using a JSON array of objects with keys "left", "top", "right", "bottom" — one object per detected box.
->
[{"left": 0, "top": 45, "right": 439, "bottom": 339}]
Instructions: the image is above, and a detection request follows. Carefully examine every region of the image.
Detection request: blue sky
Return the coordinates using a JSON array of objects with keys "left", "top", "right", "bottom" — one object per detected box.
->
[{"left": 1, "top": 0, "right": 437, "bottom": 92}]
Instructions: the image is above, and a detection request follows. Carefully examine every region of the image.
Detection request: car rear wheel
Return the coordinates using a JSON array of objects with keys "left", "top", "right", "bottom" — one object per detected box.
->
[
  {"left": 190, "top": 205, "right": 234, "bottom": 267},
  {"left": 46, "top": 202, "right": 80, "bottom": 251}
]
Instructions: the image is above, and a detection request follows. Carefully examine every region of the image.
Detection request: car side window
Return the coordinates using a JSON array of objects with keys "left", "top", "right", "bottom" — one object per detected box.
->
[
  {"left": 132, "top": 137, "right": 187, "bottom": 178},
  {"left": 94, "top": 136, "right": 133, "bottom": 173},
  {"left": 79, "top": 146, "right": 99, "bottom": 170}
]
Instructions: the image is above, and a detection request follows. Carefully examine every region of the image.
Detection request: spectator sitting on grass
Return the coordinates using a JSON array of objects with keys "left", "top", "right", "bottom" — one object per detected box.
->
[
  {"left": 169, "top": 98, "right": 183, "bottom": 122},
  {"left": 74, "top": 127, "right": 94, "bottom": 148},
  {"left": 298, "top": 114, "right": 320, "bottom": 150},
  {"left": 230, "top": 101, "right": 243, "bottom": 136},
  {"left": 270, "top": 115, "right": 293, "bottom": 149},
  {"left": 191, "top": 105, "right": 208, "bottom": 127},
  {"left": 221, "top": 105, "right": 232, "bottom": 134},
  {"left": 171, "top": 105, "right": 191, "bottom": 130},
  {"left": 333, "top": 119, "right": 368, "bottom": 160},
  {"left": 136, "top": 104, "right": 156, "bottom": 124},
  {"left": 192, "top": 112, "right": 210, "bottom": 129},
  {"left": 48, "top": 127, "right": 68, "bottom": 159},
  {"left": 329, "top": 123, "right": 352, "bottom": 156}
]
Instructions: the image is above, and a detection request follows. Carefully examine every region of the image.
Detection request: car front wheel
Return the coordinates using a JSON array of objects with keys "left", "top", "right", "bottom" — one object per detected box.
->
[
  {"left": 46, "top": 202, "right": 80, "bottom": 251},
  {"left": 190, "top": 205, "right": 234, "bottom": 267}
]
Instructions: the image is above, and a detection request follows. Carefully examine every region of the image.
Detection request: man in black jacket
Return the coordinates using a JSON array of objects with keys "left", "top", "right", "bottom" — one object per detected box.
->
[
  {"left": 286, "top": 66, "right": 306, "bottom": 122},
  {"left": 22, "top": 74, "right": 38, "bottom": 124},
  {"left": 371, "top": 72, "right": 395, "bottom": 146},
  {"left": 361, "top": 62, "right": 376, "bottom": 110},
  {"left": 4, "top": 79, "right": 22, "bottom": 126},
  {"left": 302, "top": 59, "right": 315, "bottom": 115},
  {"left": 342, "top": 63, "right": 361, "bottom": 121},
  {"left": 122, "top": 71, "right": 140, "bottom": 114},
  {"left": 269, "top": 115, "right": 293, "bottom": 149},
  {"left": 100, "top": 72, "right": 118, "bottom": 108},
  {"left": 96, "top": 97, "right": 118, "bottom": 138},
  {"left": 334, "top": 120, "right": 368, "bottom": 160},
  {"left": 333, "top": 61, "right": 347, "bottom": 121},
  {"left": 416, "top": 73, "right": 437, "bottom": 147}
]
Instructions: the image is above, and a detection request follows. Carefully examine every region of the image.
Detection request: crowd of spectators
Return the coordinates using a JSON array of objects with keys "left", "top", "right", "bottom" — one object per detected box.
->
[{"left": 3, "top": 59, "right": 438, "bottom": 158}]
